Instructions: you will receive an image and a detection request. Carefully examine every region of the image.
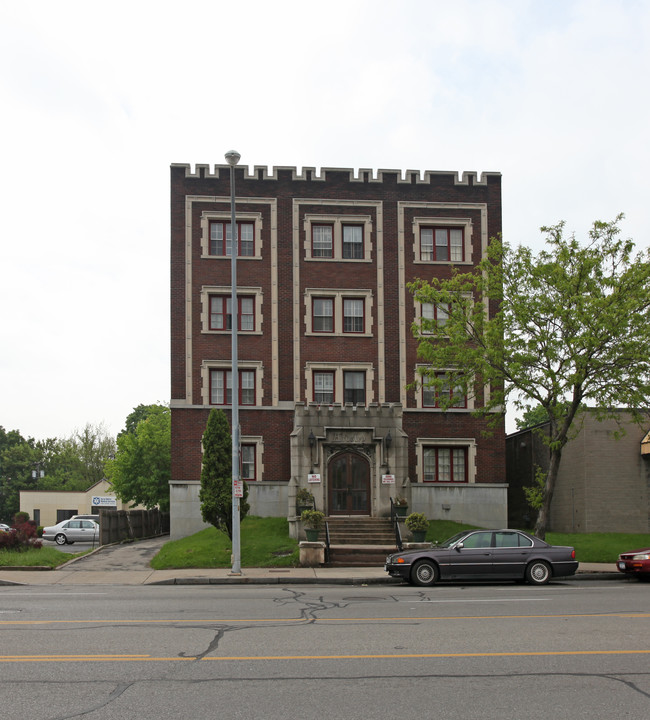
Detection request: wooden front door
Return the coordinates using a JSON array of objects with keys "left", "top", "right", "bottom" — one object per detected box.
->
[{"left": 328, "top": 452, "right": 370, "bottom": 515}]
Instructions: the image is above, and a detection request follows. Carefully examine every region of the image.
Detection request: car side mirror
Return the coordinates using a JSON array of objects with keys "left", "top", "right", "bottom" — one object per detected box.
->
[{"left": 455, "top": 542, "right": 464, "bottom": 551}]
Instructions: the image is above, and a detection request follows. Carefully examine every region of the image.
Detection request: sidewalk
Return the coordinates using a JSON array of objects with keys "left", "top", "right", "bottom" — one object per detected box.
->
[
  {"left": 0, "top": 564, "right": 624, "bottom": 586},
  {"left": 0, "top": 534, "right": 625, "bottom": 588}
]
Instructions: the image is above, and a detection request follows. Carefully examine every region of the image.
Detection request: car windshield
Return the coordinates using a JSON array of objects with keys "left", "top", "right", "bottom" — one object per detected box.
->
[{"left": 437, "top": 531, "right": 470, "bottom": 549}]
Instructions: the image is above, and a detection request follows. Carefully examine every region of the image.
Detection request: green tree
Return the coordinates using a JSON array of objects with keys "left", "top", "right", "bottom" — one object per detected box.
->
[
  {"left": 515, "top": 404, "right": 552, "bottom": 431},
  {"left": 119, "top": 404, "right": 163, "bottom": 438},
  {"left": 409, "top": 215, "right": 650, "bottom": 539},
  {"left": 36, "top": 424, "right": 116, "bottom": 491},
  {"left": 105, "top": 405, "right": 171, "bottom": 511},
  {"left": 199, "top": 409, "right": 249, "bottom": 540},
  {"left": 0, "top": 427, "right": 37, "bottom": 522}
]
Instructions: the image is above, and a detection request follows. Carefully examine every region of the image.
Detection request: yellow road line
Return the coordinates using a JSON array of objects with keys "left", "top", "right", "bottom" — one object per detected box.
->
[
  {"left": 1, "top": 649, "right": 650, "bottom": 663},
  {"left": 203, "top": 650, "right": 650, "bottom": 660},
  {"left": 1, "top": 612, "right": 648, "bottom": 626}
]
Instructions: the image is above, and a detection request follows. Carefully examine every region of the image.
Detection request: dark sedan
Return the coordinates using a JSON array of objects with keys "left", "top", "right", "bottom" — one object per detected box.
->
[{"left": 385, "top": 529, "right": 578, "bottom": 586}]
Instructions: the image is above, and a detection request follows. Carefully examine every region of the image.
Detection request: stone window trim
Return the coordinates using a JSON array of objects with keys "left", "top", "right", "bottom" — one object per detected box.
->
[
  {"left": 413, "top": 366, "right": 475, "bottom": 411},
  {"left": 201, "top": 360, "right": 264, "bottom": 407},
  {"left": 304, "top": 362, "right": 375, "bottom": 406},
  {"left": 200, "top": 211, "right": 263, "bottom": 259},
  {"left": 303, "top": 213, "right": 373, "bottom": 261},
  {"left": 200, "top": 286, "right": 264, "bottom": 335},
  {"left": 412, "top": 216, "right": 473, "bottom": 265},
  {"left": 414, "top": 437, "right": 477, "bottom": 484},
  {"left": 304, "top": 288, "right": 374, "bottom": 337}
]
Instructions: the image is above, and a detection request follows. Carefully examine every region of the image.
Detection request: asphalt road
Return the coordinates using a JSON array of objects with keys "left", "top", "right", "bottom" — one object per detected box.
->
[{"left": 1, "top": 580, "right": 648, "bottom": 719}]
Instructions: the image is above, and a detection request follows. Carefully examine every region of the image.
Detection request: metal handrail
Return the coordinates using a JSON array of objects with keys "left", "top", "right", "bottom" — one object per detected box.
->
[
  {"left": 389, "top": 497, "right": 403, "bottom": 551},
  {"left": 324, "top": 521, "right": 331, "bottom": 563}
]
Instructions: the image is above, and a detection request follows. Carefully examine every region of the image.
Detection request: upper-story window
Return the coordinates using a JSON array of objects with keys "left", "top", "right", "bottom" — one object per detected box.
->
[
  {"left": 343, "top": 298, "right": 364, "bottom": 333},
  {"left": 342, "top": 225, "right": 364, "bottom": 259},
  {"left": 210, "top": 369, "right": 256, "bottom": 406},
  {"left": 420, "top": 227, "right": 463, "bottom": 262},
  {"left": 210, "top": 221, "right": 255, "bottom": 257},
  {"left": 421, "top": 303, "right": 449, "bottom": 334},
  {"left": 305, "top": 362, "right": 374, "bottom": 406},
  {"left": 209, "top": 295, "right": 255, "bottom": 331},
  {"left": 412, "top": 217, "right": 472, "bottom": 264},
  {"left": 305, "top": 289, "right": 373, "bottom": 337},
  {"left": 344, "top": 371, "right": 366, "bottom": 405},
  {"left": 312, "top": 225, "right": 334, "bottom": 258},
  {"left": 313, "top": 298, "right": 334, "bottom": 333},
  {"left": 313, "top": 371, "right": 335, "bottom": 404},
  {"left": 422, "top": 373, "right": 467, "bottom": 409},
  {"left": 304, "top": 214, "right": 372, "bottom": 261}
]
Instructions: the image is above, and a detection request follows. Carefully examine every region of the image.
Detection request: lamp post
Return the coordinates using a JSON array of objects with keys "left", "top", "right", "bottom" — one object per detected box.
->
[{"left": 225, "top": 149, "right": 242, "bottom": 575}]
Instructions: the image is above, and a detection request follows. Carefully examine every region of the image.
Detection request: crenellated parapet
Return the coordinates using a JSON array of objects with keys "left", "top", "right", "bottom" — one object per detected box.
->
[
  {"left": 294, "top": 401, "right": 403, "bottom": 424},
  {"left": 171, "top": 163, "right": 500, "bottom": 187}
]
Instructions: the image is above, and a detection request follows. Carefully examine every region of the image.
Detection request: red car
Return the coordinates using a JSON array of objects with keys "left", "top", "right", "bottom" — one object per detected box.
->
[{"left": 617, "top": 548, "right": 650, "bottom": 579}]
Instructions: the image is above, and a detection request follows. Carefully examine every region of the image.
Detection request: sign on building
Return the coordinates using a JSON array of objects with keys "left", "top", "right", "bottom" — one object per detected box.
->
[{"left": 91, "top": 496, "right": 118, "bottom": 507}]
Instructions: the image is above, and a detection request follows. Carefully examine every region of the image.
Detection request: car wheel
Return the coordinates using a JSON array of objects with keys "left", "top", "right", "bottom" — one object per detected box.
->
[
  {"left": 411, "top": 559, "right": 439, "bottom": 587},
  {"left": 55, "top": 533, "right": 67, "bottom": 546},
  {"left": 526, "top": 560, "right": 551, "bottom": 585}
]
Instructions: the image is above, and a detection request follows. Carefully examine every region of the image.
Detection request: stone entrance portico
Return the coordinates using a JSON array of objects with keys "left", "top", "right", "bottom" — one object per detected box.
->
[{"left": 288, "top": 402, "right": 408, "bottom": 538}]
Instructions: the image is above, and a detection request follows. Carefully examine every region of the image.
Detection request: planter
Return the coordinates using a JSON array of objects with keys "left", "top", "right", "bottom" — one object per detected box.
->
[
  {"left": 395, "top": 506, "right": 408, "bottom": 517},
  {"left": 305, "top": 528, "right": 320, "bottom": 542},
  {"left": 296, "top": 504, "right": 312, "bottom": 516},
  {"left": 411, "top": 530, "right": 427, "bottom": 542}
]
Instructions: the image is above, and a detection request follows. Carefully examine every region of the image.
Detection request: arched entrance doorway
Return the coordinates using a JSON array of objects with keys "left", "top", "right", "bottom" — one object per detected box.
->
[{"left": 328, "top": 452, "right": 370, "bottom": 515}]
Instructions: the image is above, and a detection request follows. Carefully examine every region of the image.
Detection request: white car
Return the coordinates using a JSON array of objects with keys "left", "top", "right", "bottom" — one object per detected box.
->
[
  {"left": 0, "top": 523, "right": 10, "bottom": 532},
  {"left": 42, "top": 518, "right": 99, "bottom": 545}
]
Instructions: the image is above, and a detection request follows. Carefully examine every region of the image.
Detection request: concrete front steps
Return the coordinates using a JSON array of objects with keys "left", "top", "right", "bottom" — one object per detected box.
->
[{"left": 324, "top": 517, "right": 399, "bottom": 567}]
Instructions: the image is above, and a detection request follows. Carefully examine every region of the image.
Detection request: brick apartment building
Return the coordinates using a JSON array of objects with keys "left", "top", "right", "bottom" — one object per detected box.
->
[{"left": 170, "top": 162, "right": 507, "bottom": 539}]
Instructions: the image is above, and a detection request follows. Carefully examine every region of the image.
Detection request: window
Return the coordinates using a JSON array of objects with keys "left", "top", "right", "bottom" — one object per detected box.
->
[
  {"left": 421, "top": 303, "right": 449, "bottom": 334},
  {"left": 241, "top": 444, "right": 256, "bottom": 480},
  {"left": 494, "top": 531, "right": 533, "bottom": 548},
  {"left": 343, "top": 298, "right": 364, "bottom": 333},
  {"left": 303, "top": 213, "right": 372, "bottom": 261},
  {"left": 422, "top": 373, "right": 467, "bottom": 409},
  {"left": 210, "top": 221, "right": 255, "bottom": 257},
  {"left": 305, "top": 363, "right": 374, "bottom": 406},
  {"left": 462, "top": 531, "right": 493, "bottom": 549},
  {"left": 420, "top": 227, "right": 464, "bottom": 262},
  {"left": 342, "top": 225, "right": 364, "bottom": 259},
  {"left": 312, "top": 225, "right": 333, "bottom": 258},
  {"left": 210, "top": 370, "right": 256, "bottom": 405},
  {"left": 423, "top": 447, "right": 467, "bottom": 482},
  {"left": 344, "top": 371, "right": 365, "bottom": 405},
  {"left": 314, "top": 371, "right": 334, "bottom": 404},
  {"left": 209, "top": 296, "right": 255, "bottom": 331},
  {"left": 313, "top": 298, "right": 334, "bottom": 332},
  {"left": 305, "top": 290, "right": 373, "bottom": 336}
]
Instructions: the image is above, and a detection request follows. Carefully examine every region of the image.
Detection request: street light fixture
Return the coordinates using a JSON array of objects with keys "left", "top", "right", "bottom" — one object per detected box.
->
[{"left": 226, "top": 149, "right": 242, "bottom": 575}]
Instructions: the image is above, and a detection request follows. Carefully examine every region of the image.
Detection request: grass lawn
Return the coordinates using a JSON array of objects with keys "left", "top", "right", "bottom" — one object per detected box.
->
[
  {"left": 0, "top": 545, "right": 92, "bottom": 568},
  {"left": 425, "top": 522, "right": 648, "bottom": 564},
  {"left": 546, "top": 532, "right": 650, "bottom": 563},
  {"left": 150, "top": 516, "right": 299, "bottom": 570}
]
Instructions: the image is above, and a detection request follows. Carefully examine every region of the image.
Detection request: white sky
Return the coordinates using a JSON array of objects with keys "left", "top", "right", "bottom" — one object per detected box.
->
[{"left": 1, "top": 0, "right": 648, "bottom": 441}]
